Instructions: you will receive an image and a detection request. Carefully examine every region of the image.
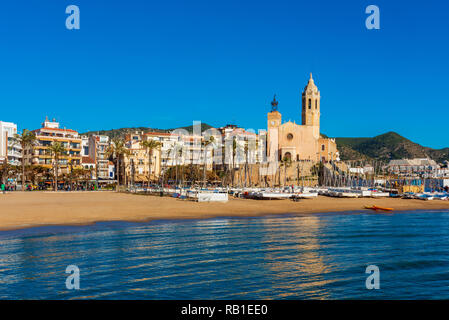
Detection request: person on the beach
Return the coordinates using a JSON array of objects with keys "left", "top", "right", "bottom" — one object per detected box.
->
[{"left": 1, "top": 183, "right": 5, "bottom": 194}]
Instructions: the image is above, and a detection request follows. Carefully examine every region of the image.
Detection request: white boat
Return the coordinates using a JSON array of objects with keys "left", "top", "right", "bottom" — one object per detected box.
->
[
  {"left": 414, "top": 193, "right": 434, "bottom": 201},
  {"left": 255, "top": 192, "right": 294, "bottom": 200},
  {"left": 189, "top": 190, "right": 229, "bottom": 202},
  {"left": 294, "top": 192, "right": 318, "bottom": 199},
  {"left": 370, "top": 192, "right": 390, "bottom": 198},
  {"left": 338, "top": 192, "right": 360, "bottom": 198}
]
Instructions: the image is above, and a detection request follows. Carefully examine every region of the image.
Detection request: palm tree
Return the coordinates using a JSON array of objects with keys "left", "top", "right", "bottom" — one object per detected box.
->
[
  {"left": 175, "top": 145, "right": 183, "bottom": 187},
  {"left": 0, "top": 163, "right": 12, "bottom": 184},
  {"left": 48, "top": 141, "right": 67, "bottom": 191},
  {"left": 169, "top": 143, "right": 184, "bottom": 187},
  {"left": 281, "top": 155, "right": 292, "bottom": 186},
  {"left": 243, "top": 141, "right": 254, "bottom": 188},
  {"left": 15, "top": 129, "right": 36, "bottom": 188},
  {"left": 140, "top": 139, "right": 162, "bottom": 186},
  {"left": 106, "top": 138, "right": 130, "bottom": 192},
  {"left": 231, "top": 138, "right": 238, "bottom": 187},
  {"left": 202, "top": 136, "right": 215, "bottom": 188}
]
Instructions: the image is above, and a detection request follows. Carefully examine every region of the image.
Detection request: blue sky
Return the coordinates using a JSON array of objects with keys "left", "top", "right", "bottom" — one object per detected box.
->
[{"left": 0, "top": 0, "right": 448, "bottom": 148}]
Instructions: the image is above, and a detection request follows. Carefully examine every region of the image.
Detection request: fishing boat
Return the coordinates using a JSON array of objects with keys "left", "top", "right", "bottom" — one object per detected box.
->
[
  {"left": 414, "top": 193, "right": 434, "bottom": 201},
  {"left": 364, "top": 205, "right": 394, "bottom": 212},
  {"left": 254, "top": 192, "right": 294, "bottom": 200},
  {"left": 293, "top": 192, "right": 318, "bottom": 199}
]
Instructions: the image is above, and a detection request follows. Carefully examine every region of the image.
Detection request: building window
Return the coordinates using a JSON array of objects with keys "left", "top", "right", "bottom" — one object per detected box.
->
[
  {"left": 287, "top": 133, "right": 293, "bottom": 140},
  {"left": 315, "top": 100, "right": 318, "bottom": 109},
  {"left": 308, "top": 99, "right": 311, "bottom": 109},
  {"left": 321, "top": 145, "right": 325, "bottom": 151}
]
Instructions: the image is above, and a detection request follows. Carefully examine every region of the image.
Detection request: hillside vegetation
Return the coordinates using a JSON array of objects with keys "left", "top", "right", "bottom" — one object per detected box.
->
[
  {"left": 336, "top": 132, "right": 449, "bottom": 163},
  {"left": 81, "top": 123, "right": 214, "bottom": 139}
]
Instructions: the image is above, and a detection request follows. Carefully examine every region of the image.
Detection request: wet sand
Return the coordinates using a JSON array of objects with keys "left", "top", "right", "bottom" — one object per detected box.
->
[{"left": 1, "top": 191, "right": 449, "bottom": 231}]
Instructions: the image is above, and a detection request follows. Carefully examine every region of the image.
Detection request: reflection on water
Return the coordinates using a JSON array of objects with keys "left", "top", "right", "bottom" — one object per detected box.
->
[{"left": 0, "top": 211, "right": 449, "bottom": 299}]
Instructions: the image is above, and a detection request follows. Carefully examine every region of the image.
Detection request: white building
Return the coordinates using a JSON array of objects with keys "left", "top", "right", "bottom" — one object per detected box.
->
[
  {"left": 89, "top": 135, "right": 112, "bottom": 180},
  {"left": 387, "top": 158, "right": 439, "bottom": 174},
  {"left": 145, "top": 132, "right": 181, "bottom": 167},
  {"left": 108, "top": 161, "right": 115, "bottom": 180},
  {"left": 0, "top": 121, "right": 22, "bottom": 166},
  {"left": 81, "top": 135, "right": 89, "bottom": 157}
]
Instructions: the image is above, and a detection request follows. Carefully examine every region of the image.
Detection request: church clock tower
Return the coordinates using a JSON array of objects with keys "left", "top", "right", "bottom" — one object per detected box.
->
[
  {"left": 267, "top": 95, "right": 281, "bottom": 162},
  {"left": 267, "top": 95, "right": 281, "bottom": 129},
  {"left": 301, "top": 73, "right": 320, "bottom": 129}
]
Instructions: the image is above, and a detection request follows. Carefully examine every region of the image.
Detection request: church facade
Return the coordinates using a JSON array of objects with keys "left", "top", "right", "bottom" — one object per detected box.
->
[{"left": 267, "top": 74, "right": 339, "bottom": 163}]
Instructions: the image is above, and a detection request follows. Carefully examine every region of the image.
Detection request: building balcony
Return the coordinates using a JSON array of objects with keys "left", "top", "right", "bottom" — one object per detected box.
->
[{"left": 8, "top": 151, "right": 22, "bottom": 158}]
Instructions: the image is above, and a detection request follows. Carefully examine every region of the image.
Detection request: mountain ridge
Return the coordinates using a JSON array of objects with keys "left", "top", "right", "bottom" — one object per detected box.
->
[
  {"left": 335, "top": 131, "right": 449, "bottom": 163},
  {"left": 81, "top": 123, "right": 214, "bottom": 139}
]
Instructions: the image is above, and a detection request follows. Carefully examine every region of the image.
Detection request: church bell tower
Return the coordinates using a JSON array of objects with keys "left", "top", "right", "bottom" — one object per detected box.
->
[
  {"left": 267, "top": 95, "right": 281, "bottom": 129},
  {"left": 301, "top": 73, "right": 320, "bottom": 128}
]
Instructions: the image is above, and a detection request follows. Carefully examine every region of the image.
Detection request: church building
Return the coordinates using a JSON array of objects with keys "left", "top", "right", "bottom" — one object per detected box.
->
[{"left": 267, "top": 74, "right": 339, "bottom": 163}]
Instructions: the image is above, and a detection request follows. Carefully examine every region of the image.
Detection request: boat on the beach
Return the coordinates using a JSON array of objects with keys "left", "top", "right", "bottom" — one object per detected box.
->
[
  {"left": 187, "top": 190, "right": 229, "bottom": 202},
  {"left": 414, "top": 193, "right": 434, "bottom": 201},
  {"left": 254, "top": 192, "right": 294, "bottom": 200},
  {"left": 293, "top": 192, "right": 318, "bottom": 199},
  {"left": 364, "top": 205, "right": 394, "bottom": 212}
]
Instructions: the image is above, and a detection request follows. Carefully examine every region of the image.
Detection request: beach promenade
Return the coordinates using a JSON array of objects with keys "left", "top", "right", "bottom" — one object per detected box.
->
[{"left": 1, "top": 192, "right": 449, "bottom": 231}]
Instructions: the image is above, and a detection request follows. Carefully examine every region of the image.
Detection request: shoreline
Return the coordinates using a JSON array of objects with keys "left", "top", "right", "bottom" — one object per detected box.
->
[{"left": 1, "top": 192, "right": 449, "bottom": 232}]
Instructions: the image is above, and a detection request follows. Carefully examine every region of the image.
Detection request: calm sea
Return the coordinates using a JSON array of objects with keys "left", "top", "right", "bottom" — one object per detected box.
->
[{"left": 0, "top": 210, "right": 449, "bottom": 299}]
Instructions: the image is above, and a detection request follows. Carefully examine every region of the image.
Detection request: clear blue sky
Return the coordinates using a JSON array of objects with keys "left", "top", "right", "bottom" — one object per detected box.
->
[{"left": 1, "top": 0, "right": 448, "bottom": 148}]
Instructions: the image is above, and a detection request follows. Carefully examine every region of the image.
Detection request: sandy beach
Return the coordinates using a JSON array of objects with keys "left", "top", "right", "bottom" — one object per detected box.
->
[{"left": 1, "top": 191, "right": 449, "bottom": 231}]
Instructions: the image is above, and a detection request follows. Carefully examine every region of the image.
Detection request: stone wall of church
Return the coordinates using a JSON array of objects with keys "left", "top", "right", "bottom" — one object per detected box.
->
[
  {"left": 278, "top": 122, "right": 320, "bottom": 161},
  {"left": 318, "top": 137, "right": 338, "bottom": 162}
]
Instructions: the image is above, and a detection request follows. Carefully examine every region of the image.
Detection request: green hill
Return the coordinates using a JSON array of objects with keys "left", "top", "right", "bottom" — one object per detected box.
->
[
  {"left": 336, "top": 132, "right": 449, "bottom": 163},
  {"left": 81, "top": 123, "right": 214, "bottom": 139}
]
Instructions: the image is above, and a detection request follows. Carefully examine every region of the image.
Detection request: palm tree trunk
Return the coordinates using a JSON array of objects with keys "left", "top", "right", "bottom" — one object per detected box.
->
[
  {"left": 22, "top": 161, "right": 25, "bottom": 189},
  {"left": 148, "top": 150, "right": 153, "bottom": 187},
  {"left": 175, "top": 155, "right": 178, "bottom": 187},
  {"left": 54, "top": 156, "right": 58, "bottom": 192},
  {"left": 148, "top": 151, "right": 151, "bottom": 187},
  {"left": 284, "top": 165, "right": 287, "bottom": 186},
  {"left": 116, "top": 157, "right": 120, "bottom": 192}
]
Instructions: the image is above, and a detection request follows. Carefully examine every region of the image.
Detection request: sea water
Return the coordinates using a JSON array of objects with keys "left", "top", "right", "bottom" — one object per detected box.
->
[{"left": 0, "top": 210, "right": 448, "bottom": 299}]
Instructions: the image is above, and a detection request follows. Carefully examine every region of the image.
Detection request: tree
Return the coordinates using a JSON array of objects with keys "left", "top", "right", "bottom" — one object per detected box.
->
[
  {"left": 202, "top": 136, "right": 215, "bottom": 188},
  {"left": 107, "top": 138, "right": 130, "bottom": 192},
  {"left": 140, "top": 139, "right": 162, "bottom": 186},
  {"left": 15, "top": 129, "right": 36, "bottom": 187},
  {"left": 281, "top": 155, "right": 292, "bottom": 187},
  {"left": 0, "top": 163, "right": 19, "bottom": 184},
  {"left": 174, "top": 144, "right": 183, "bottom": 187},
  {"left": 28, "top": 165, "right": 49, "bottom": 186},
  {"left": 230, "top": 138, "right": 244, "bottom": 187},
  {"left": 48, "top": 141, "right": 67, "bottom": 191}
]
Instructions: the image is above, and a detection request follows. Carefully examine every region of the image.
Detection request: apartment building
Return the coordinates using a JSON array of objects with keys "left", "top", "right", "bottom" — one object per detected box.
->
[
  {"left": 25, "top": 117, "right": 82, "bottom": 174},
  {"left": 88, "top": 135, "right": 112, "bottom": 180},
  {"left": 144, "top": 132, "right": 180, "bottom": 168},
  {"left": 81, "top": 135, "right": 89, "bottom": 157},
  {"left": 0, "top": 121, "right": 22, "bottom": 166},
  {"left": 123, "top": 132, "right": 161, "bottom": 185}
]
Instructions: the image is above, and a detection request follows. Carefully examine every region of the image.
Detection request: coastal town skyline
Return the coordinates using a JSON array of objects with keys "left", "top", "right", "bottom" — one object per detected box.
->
[
  {"left": 2, "top": 0, "right": 449, "bottom": 304},
  {"left": 1, "top": 1, "right": 449, "bottom": 148}
]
